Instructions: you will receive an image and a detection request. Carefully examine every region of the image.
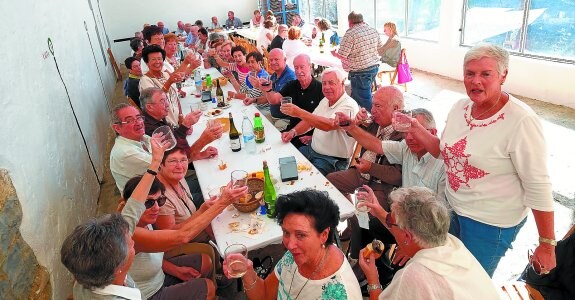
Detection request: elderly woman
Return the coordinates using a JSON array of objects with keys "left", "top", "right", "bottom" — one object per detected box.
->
[
  {"left": 61, "top": 134, "right": 167, "bottom": 299},
  {"left": 282, "top": 26, "right": 310, "bottom": 70},
  {"left": 224, "top": 190, "right": 362, "bottom": 299},
  {"left": 408, "top": 43, "right": 556, "bottom": 276},
  {"left": 214, "top": 45, "right": 250, "bottom": 91},
  {"left": 251, "top": 9, "right": 264, "bottom": 27},
  {"left": 121, "top": 175, "right": 248, "bottom": 299},
  {"left": 163, "top": 33, "right": 181, "bottom": 70},
  {"left": 377, "top": 22, "right": 401, "bottom": 67},
  {"left": 131, "top": 37, "right": 144, "bottom": 60},
  {"left": 358, "top": 186, "right": 499, "bottom": 299},
  {"left": 139, "top": 45, "right": 199, "bottom": 127}
]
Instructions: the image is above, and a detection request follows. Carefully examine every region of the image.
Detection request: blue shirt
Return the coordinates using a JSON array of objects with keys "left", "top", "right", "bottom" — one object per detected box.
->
[
  {"left": 185, "top": 32, "right": 197, "bottom": 46},
  {"left": 270, "top": 67, "right": 296, "bottom": 118}
]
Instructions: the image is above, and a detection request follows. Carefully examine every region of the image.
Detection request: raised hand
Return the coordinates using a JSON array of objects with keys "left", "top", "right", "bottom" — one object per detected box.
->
[
  {"left": 279, "top": 103, "right": 300, "bottom": 117},
  {"left": 150, "top": 132, "right": 171, "bottom": 162},
  {"left": 219, "top": 182, "right": 249, "bottom": 205},
  {"left": 356, "top": 185, "right": 385, "bottom": 220},
  {"left": 355, "top": 157, "right": 372, "bottom": 173}
]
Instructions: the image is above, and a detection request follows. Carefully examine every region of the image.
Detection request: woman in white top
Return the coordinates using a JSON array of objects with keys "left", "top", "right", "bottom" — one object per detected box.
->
[
  {"left": 359, "top": 186, "right": 500, "bottom": 299},
  {"left": 408, "top": 43, "right": 556, "bottom": 277},
  {"left": 251, "top": 9, "right": 264, "bottom": 27},
  {"left": 257, "top": 20, "right": 274, "bottom": 52},
  {"left": 223, "top": 190, "right": 362, "bottom": 299},
  {"left": 282, "top": 26, "right": 310, "bottom": 70}
]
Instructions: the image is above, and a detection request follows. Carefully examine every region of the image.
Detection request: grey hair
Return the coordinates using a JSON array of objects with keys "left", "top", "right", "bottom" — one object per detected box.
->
[
  {"left": 464, "top": 43, "right": 509, "bottom": 75},
  {"left": 270, "top": 48, "right": 287, "bottom": 59},
  {"left": 139, "top": 87, "right": 163, "bottom": 112},
  {"left": 111, "top": 103, "right": 133, "bottom": 125},
  {"left": 322, "top": 67, "right": 346, "bottom": 83},
  {"left": 293, "top": 53, "right": 311, "bottom": 65},
  {"left": 348, "top": 11, "right": 363, "bottom": 24},
  {"left": 389, "top": 187, "right": 450, "bottom": 248},
  {"left": 61, "top": 213, "right": 130, "bottom": 289},
  {"left": 411, "top": 108, "right": 436, "bottom": 129}
]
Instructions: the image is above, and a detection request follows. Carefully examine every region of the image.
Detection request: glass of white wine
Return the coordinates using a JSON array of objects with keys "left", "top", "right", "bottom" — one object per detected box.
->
[{"left": 225, "top": 244, "right": 248, "bottom": 278}]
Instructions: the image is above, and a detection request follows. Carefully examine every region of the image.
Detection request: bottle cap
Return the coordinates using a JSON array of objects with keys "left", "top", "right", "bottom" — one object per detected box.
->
[{"left": 255, "top": 113, "right": 260, "bottom": 117}]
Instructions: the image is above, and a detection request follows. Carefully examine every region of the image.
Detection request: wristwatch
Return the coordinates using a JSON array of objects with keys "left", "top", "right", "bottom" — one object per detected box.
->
[
  {"left": 367, "top": 283, "right": 383, "bottom": 293},
  {"left": 539, "top": 237, "right": 557, "bottom": 246},
  {"left": 146, "top": 169, "right": 158, "bottom": 176}
]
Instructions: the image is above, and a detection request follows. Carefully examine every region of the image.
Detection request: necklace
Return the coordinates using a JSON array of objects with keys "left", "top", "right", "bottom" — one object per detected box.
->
[
  {"left": 166, "top": 180, "right": 194, "bottom": 215},
  {"left": 288, "top": 246, "right": 329, "bottom": 300},
  {"left": 468, "top": 92, "right": 504, "bottom": 124}
]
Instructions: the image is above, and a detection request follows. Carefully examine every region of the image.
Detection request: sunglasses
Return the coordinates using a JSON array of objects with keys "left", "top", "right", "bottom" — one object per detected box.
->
[
  {"left": 385, "top": 213, "right": 398, "bottom": 228},
  {"left": 144, "top": 195, "right": 167, "bottom": 209}
]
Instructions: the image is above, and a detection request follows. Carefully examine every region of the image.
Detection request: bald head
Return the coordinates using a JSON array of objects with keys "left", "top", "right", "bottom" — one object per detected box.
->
[
  {"left": 372, "top": 86, "right": 404, "bottom": 126},
  {"left": 269, "top": 48, "right": 287, "bottom": 74}
]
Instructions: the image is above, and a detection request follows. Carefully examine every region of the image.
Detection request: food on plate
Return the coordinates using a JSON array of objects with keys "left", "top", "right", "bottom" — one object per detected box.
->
[
  {"left": 207, "top": 109, "right": 223, "bottom": 116},
  {"left": 248, "top": 228, "right": 258, "bottom": 235},
  {"left": 228, "top": 222, "right": 240, "bottom": 230},
  {"left": 362, "top": 239, "right": 385, "bottom": 259},
  {"left": 249, "top": 171, "right": 264, "bottom": 179}
]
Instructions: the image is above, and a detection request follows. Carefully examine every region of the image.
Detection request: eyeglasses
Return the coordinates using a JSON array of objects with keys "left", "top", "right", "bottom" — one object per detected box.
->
[
  {"left": 527, "top": 249, "right": 548, "bottom": 275},
  {"left": 144, "top": 195, "right": 167, "bottom": 209},
  {"left": 117, "top": 115, "right": 144, "bottom": 125},
  {"left": 385, "top": 213, "right": 398, "bottom": 228},
  {"left": 165, "top": 159, "right": 189, "bottom": 167},
  {"left": 150, "top": 99, "right": 168, "bottom": 105}
]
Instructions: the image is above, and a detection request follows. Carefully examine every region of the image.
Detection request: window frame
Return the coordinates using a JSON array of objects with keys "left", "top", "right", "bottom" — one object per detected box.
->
[{"left": 460, "top": 0, "right": 575, "bottom": 64}]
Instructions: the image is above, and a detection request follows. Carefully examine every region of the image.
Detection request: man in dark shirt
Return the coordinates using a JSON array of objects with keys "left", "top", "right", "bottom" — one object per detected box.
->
[
  {"left": 268, "top": 24, "right": 288, "bottom": 51},
  {"left": 259, "top": 53, "right": 323, "bottom": 149},
  {"left": 124, "top": 57, "right": 142, "bottom": 107}
]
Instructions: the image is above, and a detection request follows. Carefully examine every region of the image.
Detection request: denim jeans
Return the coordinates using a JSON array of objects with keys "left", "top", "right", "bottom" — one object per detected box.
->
[
  {"left": 348, "top": 65, "right": 379, "bottom": 111},
  {"left": 449, "top": 213, "right": 526, "bottom": 277},
  {"left": 298, "top": 145, "right": 349, "bottom": 176}
]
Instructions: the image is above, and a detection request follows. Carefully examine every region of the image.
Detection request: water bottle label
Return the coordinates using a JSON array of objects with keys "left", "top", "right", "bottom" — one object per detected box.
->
[{"left": 243, "top": 134, "right": 254, "bottom": 143}]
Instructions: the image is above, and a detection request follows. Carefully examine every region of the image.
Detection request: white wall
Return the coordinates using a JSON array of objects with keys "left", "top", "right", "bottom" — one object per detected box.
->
[
  {"left": 1, "top": 0, "right": 115, "bottom": 298},
  {"left": 101, "top": 0, "right": 259, "bottom": 60},
  {"left": 336, "top": 0, "right": 575, "bottom": 109}
]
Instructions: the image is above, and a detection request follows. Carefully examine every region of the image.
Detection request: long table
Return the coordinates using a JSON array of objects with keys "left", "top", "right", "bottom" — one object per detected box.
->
[{"left": 180, "top": 68, "right": 354, "bottom": 254}]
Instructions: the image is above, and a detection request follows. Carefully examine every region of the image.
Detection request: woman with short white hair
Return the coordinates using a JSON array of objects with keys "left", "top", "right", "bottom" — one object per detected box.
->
[{"left": 359, "top": 186, "right": 499, "bottom": 299}]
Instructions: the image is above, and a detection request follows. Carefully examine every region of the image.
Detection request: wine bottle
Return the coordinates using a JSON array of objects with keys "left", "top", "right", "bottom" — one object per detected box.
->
[
  {"left": 229, "top": 112, "right": 241, "bottom": 152},
  {"left": 216, "top": 79, "right": 225, "bottom": 107},
  {"left": 263, "top": 161, "right": 277, "bottom": 218},
  {"left": 253, "top": 113, "right": 265, "bottom": 143}
]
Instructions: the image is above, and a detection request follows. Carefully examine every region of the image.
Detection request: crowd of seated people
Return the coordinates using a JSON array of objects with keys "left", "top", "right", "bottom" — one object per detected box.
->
[{"left": 61, "top": 13, "right": 559, "bottom": 300}]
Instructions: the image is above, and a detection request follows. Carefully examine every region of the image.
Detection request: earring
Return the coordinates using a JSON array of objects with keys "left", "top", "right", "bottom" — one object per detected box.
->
[{"left": 322, "top": 244, "right": 326, "bottom": 249}]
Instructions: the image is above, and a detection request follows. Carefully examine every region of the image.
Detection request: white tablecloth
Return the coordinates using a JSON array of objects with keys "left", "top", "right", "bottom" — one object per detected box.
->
[{"left": 180, "top": 68, "right": 354, "bottom": 254}]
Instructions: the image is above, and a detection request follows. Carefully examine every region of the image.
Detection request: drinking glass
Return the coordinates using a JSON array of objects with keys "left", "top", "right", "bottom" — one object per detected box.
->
[
  {"left": 281, "top": 96, "right": 292, "bottom": 106},
  {"left": 225, "top": 244, "right": 248, "bottom": 278},
  {"left": 393, "top": 110, "right": 412, "bottom": 132},
  {"left": 152, "top": 125, "right": 177, "bottom": 151},
  {"left": 338, "top": 111, "right": 352, "bottom": 127},
  {"left": 231, "top": 170, "right": 248, "bottom": 188},
  {"left": 208, "top": 186, "right": 221, "bottom": 199},
  {"left": 260, "top": 74, "right": 271, "bottom": 88},
  {"left": 354, "top": 187, "right": 371, "bottom": 213},
  {"left": 190, "top": 103, "right": 201, "bottom": 113}
]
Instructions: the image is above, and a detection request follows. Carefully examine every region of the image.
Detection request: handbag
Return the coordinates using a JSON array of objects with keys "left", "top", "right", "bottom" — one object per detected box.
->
[{"left": 396, "top": 49, "right": 413, "bottom": 84}]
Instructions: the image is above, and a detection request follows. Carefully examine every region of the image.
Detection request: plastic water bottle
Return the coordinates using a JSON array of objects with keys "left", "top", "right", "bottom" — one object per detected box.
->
[
  {"left": 194, "top": 70, "right": 202, "bottom": 96},
  {"left": 242, "top": 116, "right": 256, "bottom": 154}
]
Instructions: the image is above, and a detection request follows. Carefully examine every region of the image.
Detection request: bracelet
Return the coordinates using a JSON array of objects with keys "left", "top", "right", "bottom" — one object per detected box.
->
[
  {"left": 146, "top": 169, "right": 158, "bottom": 176},
  {"left": 367, "top": 283, "right": 383, "bottom": 293},
  {"left": 243, "top": 276, "right": 258, "bottom": 292},
  {"left": 539, "top": 237, "right": 557, "bottom": 246}
]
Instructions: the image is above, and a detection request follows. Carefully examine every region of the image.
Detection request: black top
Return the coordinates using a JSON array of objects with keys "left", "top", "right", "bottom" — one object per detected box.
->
[
  {"left": 126, "top": 77, "right": 141, "bottom": 107},
  {"left": 143, "top": 111, "right": 190, "bottom": 148},
  {"left": 279, "top": 78, "right": 323, "bottom": 131},
  {"left": 269, "top": 35, "right": 285, "bottom": 51}
]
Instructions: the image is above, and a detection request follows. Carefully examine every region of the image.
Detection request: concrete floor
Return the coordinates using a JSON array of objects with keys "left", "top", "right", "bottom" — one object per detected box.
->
[{"left": 97, "top": 68, "right": 575, "bottom": 298}]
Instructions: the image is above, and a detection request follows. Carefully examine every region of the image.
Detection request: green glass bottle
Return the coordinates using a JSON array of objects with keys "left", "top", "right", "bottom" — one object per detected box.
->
[
  {"left": 253, "top": 113, "right": 265, "bottom": 143},
  {"left": 263, "top": 161, "right": 277, "bottom": 218}
]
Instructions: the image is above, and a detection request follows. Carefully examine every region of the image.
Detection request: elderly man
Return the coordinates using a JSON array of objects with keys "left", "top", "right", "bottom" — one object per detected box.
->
[
  {"left": 225, "top": 11, "right": 242, "bottom": 29},
  {"left": 209, "top": 16, "right": 221, "bottom": 30},
  {"left": 124, "top": 57, "right": 142, "bottom": 106},
  {"left": 269, "top": 24, "right": 288, "bottom": 51},
  {"left": 110, "top": 101, "right": 221, "bottom": 194},
  {"left": 260, "top": 54, "right": 322, "bottom": 146},
  {"left": 175, "top": 21, "right": 186, "bottom": 35},
  {"left": 280, "top": 67, "right": 359, "bottom": 175},
  {"left": 249, "top": 48, "right": 296, "bottom": 129},
  {"left": 157, "top": 21, "right": 169, "bottom": 34},
  {"left": 185, "top": 25, "right": 199, "bottom": 48},
  {"left": 195, "top": 27, "right": 209, "bottom": 53},
  {"left": 332, "top": 11, "right": 382, "bottom": 110}
]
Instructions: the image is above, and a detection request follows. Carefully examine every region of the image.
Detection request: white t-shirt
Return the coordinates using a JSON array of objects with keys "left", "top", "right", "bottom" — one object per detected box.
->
[
  {"left": 282, "top": 39, "right": 310, "bottom": 70},
  {"left": 311, "top": 94, "right": 359, "bottom": 159},
  {"left": 440, "top": 95, "right": 553, "bottom": 227},
  {"left": 110, "top": 135, "right": 152, "bottom": 194},
  {"left": 274, "top": 250, "right": 362, "bottom": 300},
  {"left": 257, "top": 28, "right": 273, "bottom": 51},
  {"left": 380, "top": 234, "right": 499, "bottom": 300}
]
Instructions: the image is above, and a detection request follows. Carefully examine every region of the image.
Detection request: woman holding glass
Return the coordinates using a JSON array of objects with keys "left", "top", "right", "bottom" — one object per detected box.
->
[
  {"left": 408, "top": 43, "right": 556, "bottom": 276},
  {"left": 223, "top": 190, "right": 362, "bottom": 299}
]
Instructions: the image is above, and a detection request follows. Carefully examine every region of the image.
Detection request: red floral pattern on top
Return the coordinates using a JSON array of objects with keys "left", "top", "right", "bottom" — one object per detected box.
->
[
  {"left": 463, "top": 104, "right": 505, "bottom": 130},
  {"left": 442, "top": 137, "right": 489, "bottom": 192}
]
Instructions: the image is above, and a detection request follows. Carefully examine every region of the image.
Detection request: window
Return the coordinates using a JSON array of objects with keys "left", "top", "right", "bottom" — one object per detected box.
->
[
  {"left": 301, "top": 0, "right": 338, "bottom": 26},
  {"left": 348, "top": 0, "right": 442, "bottom": 41},
  {"left": 462, "top": 0, "right": 575, "bottom": 62}
]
